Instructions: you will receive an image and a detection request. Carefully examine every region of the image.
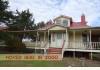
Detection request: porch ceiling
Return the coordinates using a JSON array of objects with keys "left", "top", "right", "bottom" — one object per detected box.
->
[
  {"left": 48, "top": 25, "right": 66, "bottom": 31},
  {"left": 49, "top": 30, "right": 66, "bottom": 33},
  {"left": 69, "top": 29, "right": 100, "bottom": 35},
  {"left": 91, "top": 30, "right": 100, "bottom": 35}
]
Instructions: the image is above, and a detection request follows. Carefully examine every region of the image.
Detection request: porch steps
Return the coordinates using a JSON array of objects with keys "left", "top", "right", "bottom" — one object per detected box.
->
[
  {"left": 47, "top": 40, "right": 65, "bottom": 54},
  {"left": 47, "top": 48, "right": 62, "bottom": 54}
]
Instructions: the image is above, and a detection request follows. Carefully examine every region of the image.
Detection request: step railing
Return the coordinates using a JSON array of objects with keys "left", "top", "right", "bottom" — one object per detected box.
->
[{"left": 68, "top": 42, "right": 100, "bottom": 50}]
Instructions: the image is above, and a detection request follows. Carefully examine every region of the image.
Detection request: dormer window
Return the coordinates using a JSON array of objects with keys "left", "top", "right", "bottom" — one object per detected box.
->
[
  {"left": 54, "top": 15, "right": 71, "bottom": 27},
  {"left": 56, "top": 19, "right": 61, "bottom": 24},
  {"left": 63, "top": 19, "right": 68, "bottom": 26}
]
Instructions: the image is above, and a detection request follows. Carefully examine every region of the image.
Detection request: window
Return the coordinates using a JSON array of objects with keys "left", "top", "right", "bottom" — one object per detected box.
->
[
  {"left": 63, "top": 20, "right": 68, "bottom": 26},
  {"left": 56, "top": 19, "right": 61, "bottom": 24}
]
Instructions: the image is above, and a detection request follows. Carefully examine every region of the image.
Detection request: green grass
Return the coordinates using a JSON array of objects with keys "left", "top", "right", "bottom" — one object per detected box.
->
[
  {"left": 0, "top": 57, "right": 100, "bottom": 67},
  {"left": 0, "top": 60, "right": 64, "bottom": 67}
]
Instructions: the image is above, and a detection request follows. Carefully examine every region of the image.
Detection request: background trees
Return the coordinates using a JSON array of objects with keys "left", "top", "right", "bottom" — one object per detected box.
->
[
  {"left": 0, "top": 0, "right": 14, "bottom": 24},
  {"left": 9, "top": 9, "right": 35, "bottom": 31},
  {"left": 0, "top": 0, "right": 49, "bottom": 53},
  {"left": 0, "top": 0, "right": 35, "bottom": 52},
  {"left": 37, "top": 21, "right": 45, "bottom": 29}
]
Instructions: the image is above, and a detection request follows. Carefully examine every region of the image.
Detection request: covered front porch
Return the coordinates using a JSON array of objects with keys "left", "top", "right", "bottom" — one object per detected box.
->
[
  {"left": 23, "top": 27, "right": 100, "bottom": 53},
  {"left": 18, "top": 26, "right": 100, "bottom": 59},
  {"left": 23, "top": 25, "right": 68, "bottom": 50},
  {"left": 67, "top": 28, "right": 100, "bottom": 49},
  {"left": 64, "top": 28, "right": 100, "bottom": 59}
]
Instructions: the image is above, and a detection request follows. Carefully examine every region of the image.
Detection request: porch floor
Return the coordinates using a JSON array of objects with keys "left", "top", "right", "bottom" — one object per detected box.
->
[
  {"left": 64, "top": 48, "right": 100, "bottom": 53},
  {"left": 27, "top": 46, "right": 100, "bottom": 53}
]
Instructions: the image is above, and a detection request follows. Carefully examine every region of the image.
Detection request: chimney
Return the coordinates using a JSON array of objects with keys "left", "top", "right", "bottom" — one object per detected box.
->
[{"left": 81, "top": 14, "right": 86, "bottom": 25}]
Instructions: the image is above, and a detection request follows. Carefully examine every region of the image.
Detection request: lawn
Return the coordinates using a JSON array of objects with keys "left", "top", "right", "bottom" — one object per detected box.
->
[{"left": 0, "top": 57, "right": 100, "bottom": 67}]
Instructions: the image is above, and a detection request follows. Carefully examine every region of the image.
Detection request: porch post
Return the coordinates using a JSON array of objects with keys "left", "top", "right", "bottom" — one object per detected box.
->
[
  {"left": 61, "top": 30, "right": 67, "bottom": 58},
  {"left": 48, "top": 30, "right": 50, "bottom": 48},
  {"left": 73, "top": 30, "right": 76, "bottom": 58},
  {"left": 44, "top": 31, "right": 46, "bottom": 42},
  {"left": 44, "top": 31, "right": 46, "bottom": 55},
  {"left": 89, "top": 29, "right": 93, "bottom": 60},
  {"left": 35, "top": 31, "right": 38, "bottom": 54},
  {"left": 66, "top": 29, "right": 68, "bottom": 46}
]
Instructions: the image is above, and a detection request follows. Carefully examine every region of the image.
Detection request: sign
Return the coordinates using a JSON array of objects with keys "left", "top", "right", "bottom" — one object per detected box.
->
[{"left": 0, "top": 54, "right": 62, "bottom": 61}]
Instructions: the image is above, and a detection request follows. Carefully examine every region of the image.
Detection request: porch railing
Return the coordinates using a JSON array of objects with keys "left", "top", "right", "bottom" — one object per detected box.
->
[
  {"left": 23, "top": 41, "right": 100, "bottom": 50},
  {"left": 23, "top": 41, "right": 48, "bottom": 49},
  {"left": 68, "top": 42, "right": 100, "bottom": 50}
]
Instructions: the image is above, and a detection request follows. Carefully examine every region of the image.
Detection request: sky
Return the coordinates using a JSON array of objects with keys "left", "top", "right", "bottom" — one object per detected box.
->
[{"left": 8, "top": 0, "right": 100, "bottom": 27}]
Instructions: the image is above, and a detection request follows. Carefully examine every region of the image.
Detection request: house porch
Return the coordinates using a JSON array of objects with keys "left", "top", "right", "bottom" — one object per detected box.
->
[{"left": 20, "top": 28, "right": 100, "bottom": 59}]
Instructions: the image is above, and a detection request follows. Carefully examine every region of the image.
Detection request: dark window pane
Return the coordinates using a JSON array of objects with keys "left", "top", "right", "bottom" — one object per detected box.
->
[{"left": 63, "top": 20, "right": 68, "bottom": 26}]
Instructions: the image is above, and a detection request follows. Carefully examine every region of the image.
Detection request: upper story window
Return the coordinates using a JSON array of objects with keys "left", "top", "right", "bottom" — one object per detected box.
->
[
  {"left": 62, "top": 19, "right": 68, "bottom": 26},
  {"left": 55, "top": 17, "right": 70, "bottom": 27},
  {"left": 56, "top": 19, "right": 61, "bottom": 24}
]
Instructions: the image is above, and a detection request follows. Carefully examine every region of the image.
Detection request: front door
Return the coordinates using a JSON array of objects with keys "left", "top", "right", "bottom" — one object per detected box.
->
[
  {"left": 56, "top": 33, "right": 63, "bottom": 48},
  {"left": 51, "top": 33, "right": 65, "bottom": 48}
]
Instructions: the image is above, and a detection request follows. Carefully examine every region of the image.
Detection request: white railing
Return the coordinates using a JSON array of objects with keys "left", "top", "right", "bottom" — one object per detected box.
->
[
  {"left": 23, "top": 41, "right": 100, "bottom": 50},
  {"left": 23, "top": 41, "right": 48, "bottom": 48},
  {"left": 91, "top": 42, "right": 100, "bottom": 49},
  {"left": 68, "top": 42, "right": 100, "bottom": 50}
]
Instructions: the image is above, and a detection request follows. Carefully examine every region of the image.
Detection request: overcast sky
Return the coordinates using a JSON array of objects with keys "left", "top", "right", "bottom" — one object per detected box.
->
[{"left": 8, "top": 0, "right": 100, "bottom": 26}]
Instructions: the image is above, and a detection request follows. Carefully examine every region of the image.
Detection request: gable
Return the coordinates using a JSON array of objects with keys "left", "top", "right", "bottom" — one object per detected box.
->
[
  {"left": 54, "top": 15, "right": 72, "bottom": 21},
  {"left": 48, "top": 25, "right": 66, "bottom": 30}
]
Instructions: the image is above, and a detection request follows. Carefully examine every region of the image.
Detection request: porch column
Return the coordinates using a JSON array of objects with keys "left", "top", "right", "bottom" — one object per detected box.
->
[
  {"left": 73, "top": 30, "right": 76, "bottom": 58},
  {"left": 37, "top": 31, "right": 39, "bottom": 46},
  {"left": 89, "top": 29, "right": 92, "bottom": 60},
  {"left": 44, "top": 31, "right": 46, "bottom": 42},
  {"left": 44, "top": 31, "right": 47, "bottom": 55},
  {"left": 35, "top": 31, "right": 39, "bottom": 54},
  {"left": 62, "top": 29, "right": 67, "bottom": 58},
  {"left": 48, "top": 30, "right": 50, "bottom": 48},
  {"left": 66, "top": 29, "right": 68, "bottom": 46}
]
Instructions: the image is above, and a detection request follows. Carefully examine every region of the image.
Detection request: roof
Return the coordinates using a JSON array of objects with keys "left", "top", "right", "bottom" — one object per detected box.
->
[
  {"left": 89, "top": 27, "right": 100, "bottom": 30},
  {"left": 69, "top": 21, "right": 89, "bottom": 29},
  {"left": 70, "top": 25, "right": 90, "bottom": 29},
  {"left": 1, "top": 26, "right": 100, "bottom": 33},
  {"left": 38, "top": 23, "right": 54, "bottom": 30},
  {"left": 38, "top": 15, "right": 100, "bottom": 31}
]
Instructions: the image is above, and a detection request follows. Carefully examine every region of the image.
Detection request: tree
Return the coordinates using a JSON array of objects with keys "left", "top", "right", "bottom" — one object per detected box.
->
[
  {"left": 0, "top": 0, "right": 38, "bottom": 53},
  {"left": 0, "top": 0, "right": 26, "bottom": 52},
  {"left": 0, "top": 32, "right": 26, "bottom": 52},
  {"left": 8, "top": 9, "right": 36, "bottom": 41},
  {"left": 0, "top": 0, "right": 14, "bottom": 24},
  {"left": 9, "top": 9, "right": 35, "bottom": 31},
  {"left": 37, "top": 21, "right": 45, "bottom": 29}
]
